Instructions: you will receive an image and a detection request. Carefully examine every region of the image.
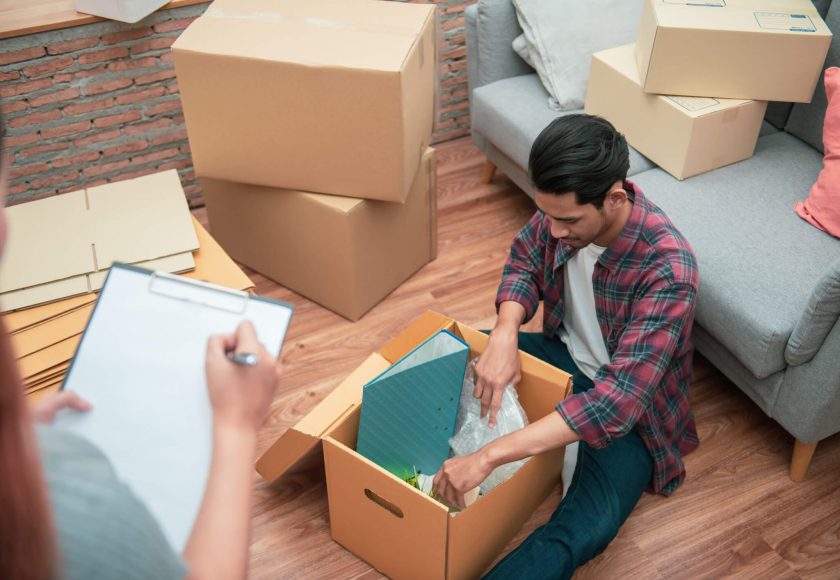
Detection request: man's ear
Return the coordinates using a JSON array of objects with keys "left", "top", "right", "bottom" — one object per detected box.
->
[{"left": 606, "top": 182, "right": 628, "bottom": 209}]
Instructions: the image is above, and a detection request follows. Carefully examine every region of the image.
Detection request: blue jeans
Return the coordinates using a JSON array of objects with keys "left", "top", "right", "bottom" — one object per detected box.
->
[{"left": 482, "top": 332, "right": 653, "bottom": 580}]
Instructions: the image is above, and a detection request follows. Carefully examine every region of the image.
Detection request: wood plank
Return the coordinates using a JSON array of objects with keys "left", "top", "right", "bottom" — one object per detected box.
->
[{"left": 0, "top": 0, "right": 207, "bottom": 39}]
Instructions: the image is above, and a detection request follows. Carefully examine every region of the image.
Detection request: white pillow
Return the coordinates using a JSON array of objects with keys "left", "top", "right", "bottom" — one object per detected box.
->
[{"left": 512, "top": 0, "right": 643, "bottom": 111}]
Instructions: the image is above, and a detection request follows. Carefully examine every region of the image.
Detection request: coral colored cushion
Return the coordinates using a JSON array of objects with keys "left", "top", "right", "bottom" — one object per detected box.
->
[{"left": 795, "top": 67, "right": 840, "bottom": 238}]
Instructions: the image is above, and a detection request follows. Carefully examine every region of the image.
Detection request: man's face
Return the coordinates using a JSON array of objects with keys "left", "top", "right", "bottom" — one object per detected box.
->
[{"left": 535, "top": 189, "right": 610, "bottom": 249}]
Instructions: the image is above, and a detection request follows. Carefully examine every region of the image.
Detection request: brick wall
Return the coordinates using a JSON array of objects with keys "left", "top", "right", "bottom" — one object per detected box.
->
[{"left": 0, "top": 0, "right": 474, "bottom": 207}]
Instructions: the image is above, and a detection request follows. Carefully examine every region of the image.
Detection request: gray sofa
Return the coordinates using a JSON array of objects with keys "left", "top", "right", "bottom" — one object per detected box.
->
[{"left": 466, "top": 0, "right": 840, "bottom": 480}]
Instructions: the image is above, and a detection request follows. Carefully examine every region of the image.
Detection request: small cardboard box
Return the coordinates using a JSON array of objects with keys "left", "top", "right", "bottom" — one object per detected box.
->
[
  {"left": 173, "top": 0, "right": 437, "bottom": 202},
  {"left": 202, "top": 148, "right": 437, "bottom": 321},
  {"left": 586, "top": 44, "right": 767, "bottom": 180},
  {"left": 635, "top": 0, "right": 832, "bottom": 102},
  {"left": 256, "top": 311, "right": 573, "bottom": 579}
]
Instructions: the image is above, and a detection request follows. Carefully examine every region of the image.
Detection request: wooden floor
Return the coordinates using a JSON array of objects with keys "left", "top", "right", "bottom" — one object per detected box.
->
[{"left": 193, "top": 137, "right": 840, "bottom": 580}]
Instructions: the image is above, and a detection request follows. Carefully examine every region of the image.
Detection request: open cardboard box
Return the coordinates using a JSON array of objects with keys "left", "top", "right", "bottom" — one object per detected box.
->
[{"left": 257, "top": 311, "right": 572, "bottom": 579}]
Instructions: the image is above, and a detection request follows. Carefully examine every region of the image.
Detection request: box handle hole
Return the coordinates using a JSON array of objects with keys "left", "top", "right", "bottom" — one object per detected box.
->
[{"left": 364, "top": 488, "right": 404, "bottom": 519}]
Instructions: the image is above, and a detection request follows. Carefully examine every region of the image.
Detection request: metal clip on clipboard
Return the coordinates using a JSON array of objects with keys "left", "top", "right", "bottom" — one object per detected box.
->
[{"left": 148, "top": 270, "right": 249, "bottom": 314}]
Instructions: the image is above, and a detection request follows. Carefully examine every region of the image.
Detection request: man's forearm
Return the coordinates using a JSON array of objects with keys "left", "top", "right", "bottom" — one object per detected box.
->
[
  {"left": 479, "top": 411, "right": 580, "bottom": 470},
  {"left": 493, "top": 301, "right": 527, "bottom": 336}
]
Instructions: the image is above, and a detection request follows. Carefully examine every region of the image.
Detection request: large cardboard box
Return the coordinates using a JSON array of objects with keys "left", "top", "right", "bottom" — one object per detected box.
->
[
  {"left": 635, "top": 0, "right": 832, "bottom": 102},
  {"left": 173, "top": 0, "right": 437, "bottom": 202},
  {"left": 586, "top": 44, "right": 767, "bottom": 180},
  {"left": 202, "top": 148, "right": 437, "bottom": 321},
  {"left": 256, "top": 311, "right": 573, "bottom": 580}
]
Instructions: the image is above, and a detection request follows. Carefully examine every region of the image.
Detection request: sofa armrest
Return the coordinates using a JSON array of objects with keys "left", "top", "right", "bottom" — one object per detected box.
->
[
  {"left": 785, "top": 259, "right": 840, "bottom": 366},
  {"left": 465, "top": 0, "right": 532, "bottom": 92}
]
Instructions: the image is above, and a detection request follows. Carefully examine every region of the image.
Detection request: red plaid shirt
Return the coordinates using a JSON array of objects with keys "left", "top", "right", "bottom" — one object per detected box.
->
[{"left": 497, "top": 182, "right": 699, "bottom": 495}]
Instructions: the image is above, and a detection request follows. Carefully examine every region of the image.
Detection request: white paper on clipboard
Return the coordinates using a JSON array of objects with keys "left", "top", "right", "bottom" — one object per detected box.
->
[{"left": 54, "top": 263, "right": 293, "bottom": 553}]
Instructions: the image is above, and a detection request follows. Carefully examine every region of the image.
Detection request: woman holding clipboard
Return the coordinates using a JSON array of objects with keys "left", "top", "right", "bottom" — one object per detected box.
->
[{"left": 0, "top": 114, "right": 281, "bottom": 580}]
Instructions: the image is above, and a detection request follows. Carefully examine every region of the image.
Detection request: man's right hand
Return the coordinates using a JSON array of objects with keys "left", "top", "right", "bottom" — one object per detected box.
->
[{"left": 474, "top": 302, "right": 526, "bottom": 428}]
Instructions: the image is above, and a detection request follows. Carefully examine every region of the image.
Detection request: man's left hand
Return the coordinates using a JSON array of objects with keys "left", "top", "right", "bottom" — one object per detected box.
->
[
  {"left": 30, "top": 391, "right": 92, "bottom": 424},
  {"left": 433, "top": 451, "right": 493, "bottom": 509}
]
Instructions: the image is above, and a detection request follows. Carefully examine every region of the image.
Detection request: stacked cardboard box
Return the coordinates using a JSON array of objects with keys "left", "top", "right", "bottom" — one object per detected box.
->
[
  {"left": 173, "top": 0, "right": 439, "bottom": 320},
  {"left": 585, "top": 0, "right": 832, "bottom": 180}
]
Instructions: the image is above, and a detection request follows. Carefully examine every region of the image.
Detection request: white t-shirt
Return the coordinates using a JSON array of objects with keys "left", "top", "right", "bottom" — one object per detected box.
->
[
  {"left": 558, "top": 243, "right": 610, "bottom": 380},
  {"left": 558, "top": 243, "right": 610, "bottom": 499}
]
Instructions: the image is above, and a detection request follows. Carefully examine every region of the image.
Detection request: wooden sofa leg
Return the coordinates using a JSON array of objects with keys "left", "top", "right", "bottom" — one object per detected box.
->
[
  {"left": 790, "top": 439, "right": 818, "bottom": 482},
  {"left": 481, "top": 159, "right": 496, "bottom": 184}
]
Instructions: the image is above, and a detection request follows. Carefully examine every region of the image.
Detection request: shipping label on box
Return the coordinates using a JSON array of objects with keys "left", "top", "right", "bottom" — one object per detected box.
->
[
  {"left": 635, "top": 0, "right": 832, "bottom": 102},
  {"left": 173, "top": 0, "right": 437, "bottom": 202},
  {"left": 586, "top": 44, "right": 767, "bottom": 180},
  {"left": 256, "top": 311, "right": 573, "bottom": 580}
]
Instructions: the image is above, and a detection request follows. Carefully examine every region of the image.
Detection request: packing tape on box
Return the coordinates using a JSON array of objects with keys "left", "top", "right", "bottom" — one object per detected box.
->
[{"left": 204, "top": 6, "right": 423, "bottom": 36}]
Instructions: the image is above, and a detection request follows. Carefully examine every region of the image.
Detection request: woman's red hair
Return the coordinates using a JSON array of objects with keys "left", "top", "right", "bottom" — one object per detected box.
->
[
  {"left": 0, "top": 108, "right": 55, "bottom": 579},
  {"left": 0, "top": 319, "right": 55, "bottom": 579}
]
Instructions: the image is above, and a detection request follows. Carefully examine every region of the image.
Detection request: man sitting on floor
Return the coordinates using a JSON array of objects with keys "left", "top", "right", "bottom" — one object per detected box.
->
[{"left": 433, "top": 114, "right": 700, "bottom": 579}]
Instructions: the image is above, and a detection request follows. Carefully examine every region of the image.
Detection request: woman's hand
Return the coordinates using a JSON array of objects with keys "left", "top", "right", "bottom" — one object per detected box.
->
[
  {"left": 204, "top": 320, "right": 280, "bottom": 435},
  {"left": 30, "top": 391, "right": 91, "bottom": 424}
]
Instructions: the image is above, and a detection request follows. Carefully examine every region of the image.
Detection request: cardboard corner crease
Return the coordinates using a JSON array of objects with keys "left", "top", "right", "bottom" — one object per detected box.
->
[{"left": 256, "top": 311, "right": 573, "bottom": 580}]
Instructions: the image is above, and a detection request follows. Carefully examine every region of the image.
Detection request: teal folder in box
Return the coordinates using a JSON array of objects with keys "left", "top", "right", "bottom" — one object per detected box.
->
[{"left": 356, "top": 329, "right": 470, "bottom": 477}]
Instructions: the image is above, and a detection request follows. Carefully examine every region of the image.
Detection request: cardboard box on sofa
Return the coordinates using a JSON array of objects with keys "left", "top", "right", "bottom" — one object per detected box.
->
[
  {"left": 586, "top": 44, "right": 767, "bottom": 180},
  {"left": 202, "top": 148, "right": 437, "bottom": 321},
  {"left": 256, "top": 311, "right": 573, "bottom": 580},
  {"left": 635, "top": 0, "right": 831, "bottom": 102},
  {"left": 173, "top": 0, "right": 436, "bottom": 202}
]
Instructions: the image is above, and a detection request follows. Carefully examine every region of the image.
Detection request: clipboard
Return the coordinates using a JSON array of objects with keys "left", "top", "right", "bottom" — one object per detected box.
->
[{"left": 53, "top": 263, "right": 294, "bottom": 552}]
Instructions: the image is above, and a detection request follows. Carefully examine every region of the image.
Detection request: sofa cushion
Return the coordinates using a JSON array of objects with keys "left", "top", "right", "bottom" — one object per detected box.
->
[
  {"left": 633, "top": 131, "right": 838, "bottom": 380},
  {"left": 471, "top": 73, "right": 655, "bottom": 177},
  {"left": 795, "top": 67, "right": 840, "bottom": 238},
  {"left": 511, "top": 0, "right": 643, "bottom": 111},
  {"left": 473, "top": 0, "right": 532, "bottom": 88},
  {"left": 785, "top": 0, "right": 840, "bottom": 152}
]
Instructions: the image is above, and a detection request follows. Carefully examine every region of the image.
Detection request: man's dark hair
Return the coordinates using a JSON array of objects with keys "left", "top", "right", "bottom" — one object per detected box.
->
[{"left": 528, "top": 114, "right": 630, "bottom": 208}]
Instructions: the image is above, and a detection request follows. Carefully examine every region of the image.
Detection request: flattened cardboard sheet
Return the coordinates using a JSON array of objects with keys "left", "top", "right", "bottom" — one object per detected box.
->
[
  {"left": 1, "top": 251, "right": 195, "bottom": 313},
  {"left": 0, "top": 170, "right": 199, "bottom": 310}
]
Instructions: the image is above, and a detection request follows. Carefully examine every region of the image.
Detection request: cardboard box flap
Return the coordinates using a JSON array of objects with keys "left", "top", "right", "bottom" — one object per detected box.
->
[
  {"left": 256, "top": 352, "right": 391, "bottom": 482},
  {"left": 379, "top": 310, "right": 453, "bottom": 364},
  {"left": 180, "top": 0, "right": 434, "bottom": 73}
]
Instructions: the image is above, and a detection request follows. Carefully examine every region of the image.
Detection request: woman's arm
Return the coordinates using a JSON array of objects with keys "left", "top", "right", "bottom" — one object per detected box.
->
[{"left": 183, "top": 320, "right": 280, "bottom": 580}]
